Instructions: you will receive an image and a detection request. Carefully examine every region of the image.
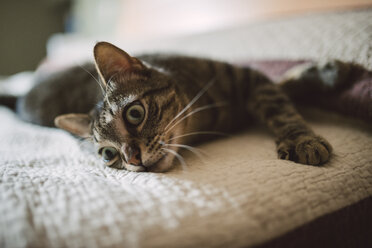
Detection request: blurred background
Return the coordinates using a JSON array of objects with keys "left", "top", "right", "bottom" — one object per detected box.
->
[{"left": 0, "top": 0, "right": 371, "bottom": 75}]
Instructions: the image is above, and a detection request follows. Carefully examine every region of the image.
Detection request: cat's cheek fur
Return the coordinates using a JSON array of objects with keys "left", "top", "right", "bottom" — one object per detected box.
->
[
  {"left": 148, "top": 152, "right": 177, "bottom": 172},
  {"left": 152, "top": 126, "right": 186, "bottom": 172}
]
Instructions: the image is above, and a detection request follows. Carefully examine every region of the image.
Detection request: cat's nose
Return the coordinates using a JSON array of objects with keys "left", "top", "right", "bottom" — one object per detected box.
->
[{"left": 122, "top": 145, "right": 142, "bottom": 166}]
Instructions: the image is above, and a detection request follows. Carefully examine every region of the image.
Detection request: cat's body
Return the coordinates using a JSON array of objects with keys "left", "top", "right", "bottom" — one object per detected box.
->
[{"left": 11, "top": 42, "right": 337, "bottom": 172}]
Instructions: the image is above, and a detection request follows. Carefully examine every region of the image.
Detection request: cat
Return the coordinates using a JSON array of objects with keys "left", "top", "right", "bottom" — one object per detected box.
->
[{"left": 7, "top": 42, "right": 337, "bottom": 172}]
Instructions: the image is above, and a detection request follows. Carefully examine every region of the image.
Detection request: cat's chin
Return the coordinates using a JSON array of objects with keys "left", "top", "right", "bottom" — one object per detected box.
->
[
  {"left": 122, "top": 154, "right": 173, "bottom": 173},
  {"left": 124, "top": 163, "right": 147, "bottom": 172}
]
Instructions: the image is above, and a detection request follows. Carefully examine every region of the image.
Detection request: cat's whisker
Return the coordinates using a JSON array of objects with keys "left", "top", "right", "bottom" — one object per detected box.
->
[
  {"left": 95, "top": 103, "right": 103, "bottom": 110},
  {"left": 163, "top": 77, "right": 217, "bottom": 131},
  {"left": 164, "top": 101, "right": 228, "bottom": 134},
  {"left": 161, "top": 148, "right": 188, "bottom": 171},
  {"left": 77, "top": 64, "right": 105, "bottom": 95},
  {"left": 104, "top": 95, "right": 114, "bottom": 110},
  {"left": 106, "top": 69, "right": 123, "bottom": 88},
  {"left": 166, "top": 131, "right": 230, "bottom": 142},
  {"left": 105, "top": 69, "right": 124, "bottom": 110},
  {"left": 81, "top": 136, "right": 93, "bottom": 141},
  {"left": 163, "top": 143, "right": 208, "bottom": 163}
]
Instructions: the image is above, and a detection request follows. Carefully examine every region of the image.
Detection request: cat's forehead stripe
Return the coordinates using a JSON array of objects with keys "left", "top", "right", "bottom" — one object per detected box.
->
[
  {"left": 141, "top": 85, "right": 171, "bottom": 98},
  {"left": 105, "top": 94, "right": 137, "bottom": 114}
]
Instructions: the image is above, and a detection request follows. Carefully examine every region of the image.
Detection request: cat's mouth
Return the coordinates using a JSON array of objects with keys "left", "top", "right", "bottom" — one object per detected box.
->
[{"left": 124, "top": 133, "right": 178, "bottom": 172}]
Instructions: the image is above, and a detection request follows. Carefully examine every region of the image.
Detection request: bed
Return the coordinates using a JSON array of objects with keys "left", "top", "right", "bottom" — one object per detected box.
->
[{"left": 1, "top": 9, "right": 371, "bottom": 248}]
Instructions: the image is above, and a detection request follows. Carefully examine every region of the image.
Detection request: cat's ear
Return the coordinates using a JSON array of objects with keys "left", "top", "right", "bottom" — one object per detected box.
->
[
  {"left": 93, "top": 41, "right": 146, "bottom": 85},
  {"left": 54, "top": 113, "right": 92, "bottom": 138}
]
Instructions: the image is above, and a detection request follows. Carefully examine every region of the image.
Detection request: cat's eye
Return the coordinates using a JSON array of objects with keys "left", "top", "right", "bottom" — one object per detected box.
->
[
  {"left": 99, "top": 147, "right": 119, "bottom": 164},
  {"left": 125, "top": 103, "right": 145, "bottom": 126}
]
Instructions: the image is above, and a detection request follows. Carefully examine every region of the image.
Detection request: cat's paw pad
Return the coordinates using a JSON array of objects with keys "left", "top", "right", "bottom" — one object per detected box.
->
[{"left": 277, "top": 135, "right": 332, "bottom": 165}]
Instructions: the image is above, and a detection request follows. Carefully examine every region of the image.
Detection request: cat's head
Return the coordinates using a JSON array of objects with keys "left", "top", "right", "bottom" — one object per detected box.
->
[{"left": 55, "top": 42, "right": 184, "bottom": 172}]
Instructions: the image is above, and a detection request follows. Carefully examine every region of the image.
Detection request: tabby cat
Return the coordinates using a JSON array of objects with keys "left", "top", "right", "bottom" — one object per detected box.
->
[{"left": 14, "top": 42, "right": 335, "bottom": 172}]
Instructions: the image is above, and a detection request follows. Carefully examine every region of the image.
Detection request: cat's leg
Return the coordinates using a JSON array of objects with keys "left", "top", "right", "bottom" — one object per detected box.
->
[
  {"left": 279, "top": 60, "right": 365, "bottom": 101},
  {"left": 246, "top": 81, "right": 332, "bottom": 165}
]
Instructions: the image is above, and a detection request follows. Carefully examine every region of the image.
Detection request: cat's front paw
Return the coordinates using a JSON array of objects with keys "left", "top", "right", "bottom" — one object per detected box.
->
[{"left": 277, "top": 135, "right": 332, "bottom": 165}]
